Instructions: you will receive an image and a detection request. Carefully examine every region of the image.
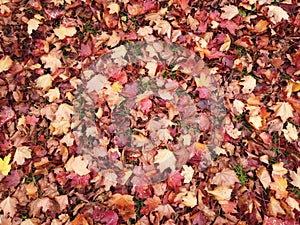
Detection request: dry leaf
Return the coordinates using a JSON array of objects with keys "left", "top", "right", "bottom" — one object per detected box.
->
[
  {"left": 108, "top": 2, "right": 120, "bottom": 14},
  {"left": 0, "top": 196, "right": 18, "bottom": 217},
  {"left": 65, "top": 156, "right": 90, "bottom": 176},
  {"left": 41, "top": 52, "right": 62, "bottom": 72},
  {"left": 240, "top": 76, "right": 256, "bottom": 94},
  {"left": 36, "top": 74, "right": 53, "bottom": 91},
  {"left": 54, "top": 25, "right": 77, "bottom": 40},
  {"left": 272, "top": 162, "right": 288, "bottom": 177},
  {"left": 219, "top": 34, "right": 231, "bottom": 52},
  {"left": 211, "top": 168, "right": 240, "bottom": 187},
  {"left": 55, "top": 103, "right": 74, "bottom": 121},
  {"left": 286, "top": 196, "right": 300, "bottom": 211},
  {"left": 233, "top": 99, "right": 245, "bottom": 115},
  {"left": 270, "top": 175, "right": 288, "bottom": 199},
  {"left": 207, "top": 185, "right": 233, "bottom": 202},
  {"left": 267, "top": 6, "right": 289, "bottom": 24},
  {"left": 289, "top": 168, "right": 300, "bottom": 188},
  {"left": 182, "top": 191, "right": 197, "bottom": 208},
  {"left": 13, "top": 146, "right": 32, "bottom": 165},
  {"left": 282, "top": 123, "right": 298, "bottom": 142},
  {"left": 248, "top": 115, "right": 263, "bottom": 130},
  {"left": 270, "top": 102, "right": 294, "bottom": 123},
  {"left": 44, "top": 87, "right": 60, "bottom": 102},
  {"left": 27, "top": 18, "right": 41, "bottom": 35},
  {"left": 0, "top": 55, "right": 13, "bottom": 73},
  {"left": 181, "top": 165, "right": 194, "bottom": 183},
  {"left": 221, "top": 5, "right": 239, "bottom": 20},
  {"left": 257, "top": 166, "right": 271, "bottom": 189},
  {"left": 268, "top": 196, "right": 285, "bottom": 217},
  {"left": 0, "top": 153, "right": 12, "bottom": 176},
  {"left": 154, "top": 149, "right": 176, "bottom": 172},
  {"left": 253, "top": 20, "right": 269, "bottom": 33},
  {"left": 50, "top": 120, "right": 70, "bottom": 135}
]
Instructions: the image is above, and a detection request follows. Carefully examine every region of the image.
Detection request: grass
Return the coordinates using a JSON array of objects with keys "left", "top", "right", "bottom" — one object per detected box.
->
[{"left": 232, "top": 164, "right": 248, "bottom": 185}]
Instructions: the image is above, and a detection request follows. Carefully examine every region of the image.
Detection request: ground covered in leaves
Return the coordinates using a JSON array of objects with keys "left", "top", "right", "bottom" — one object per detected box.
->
[{"left": 0, "top": 0, "right": 300, "bottom": 224}]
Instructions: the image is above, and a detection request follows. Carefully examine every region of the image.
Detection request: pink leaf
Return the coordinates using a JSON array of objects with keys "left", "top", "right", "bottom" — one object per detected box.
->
[
  {"left": 26, "top": 115, "right": 39, "bottom": 126},
  {"left": 140, "top": 98, "right": 152, "bottom": 114},
  {"left": 0, "top": 106, "right": 15, "bottom": 127}
]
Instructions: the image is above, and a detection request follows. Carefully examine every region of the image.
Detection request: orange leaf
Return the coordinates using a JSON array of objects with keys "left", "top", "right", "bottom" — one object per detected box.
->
[
  {"left": 270, "top": 175, "right": 288, "bottom": 199},
  {"left": 72, "top": 215, "right": 89, "bottom": 225},
  {"left": 253, "top": 20, "right": 269, "bottom": 33},
  {"left": 177, "top": 0, "right": 189, "bottom": 11}
]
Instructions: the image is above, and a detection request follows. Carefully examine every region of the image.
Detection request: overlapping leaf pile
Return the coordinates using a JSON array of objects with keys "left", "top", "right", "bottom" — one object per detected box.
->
[{"left": 0, "top": 0, "right": 299, "bottom": 224}]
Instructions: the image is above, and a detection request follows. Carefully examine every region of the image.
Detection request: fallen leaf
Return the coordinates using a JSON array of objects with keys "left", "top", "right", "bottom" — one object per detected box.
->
[
  {"left": 240, "top": 76, "right": 256, "bottom": 94},
  {"left": 36, "top": 74, "right": 53, "bottom": 91},
  {"left": 270, "top": 175, "right": 288, "bottom": 199},
  {"left": 108, "top": 2, "right": 120, "bottom": 14},
  {"left": 55, "top": 103, "right": 74, "bottom": 121},
  {"left": 220, "top": 201, "right": 238, "bottom": 214},
  {"left": 65, "top": 156, "right": 90, "bottom": 176},
  {"left": 282, "top": 123, "right": 298, "bottom": 142},
  {"left": 109, "top": 194, "right": 135, "bottom": 220},
  {"left": 50, "top": 120, "right": 70, "bottom": 135},
  {"left": 257, "top": 166, "right": 271, "bottom": 189},
  {"left": 72, "top": 214, "right": 89, "bottom": 225},
  {"left": 207, "top": 185, "right": 233, "bottom": 202},
  {"left": 181, "top": 165, "right": 194, "bottom": 183},
  {"left": 54, "top": 25, "right": 77, "bottom": 40},
  {"left": 0, "top": 153, "right": 12, "bottom": 176},
  {"left": 219, "top": 34, "right": 231, "bottom": 52},
  {"left": 154, "top": 149, "right": 176, "bottom": 172},
  {"left": 267, "top": 6, "right": 289, "bottom": 24},
  {"left": 253, "top": 20, "right": 269, "bottom": 33},
  {"left": 272, "top": 162, "right": 288, "bottom": 176},
  {"left": 27, "top": 18, "right": 41, "bottom": 35},
  {"left": 248, "top": 115, "right": 263, "bottom": 130},
  {"left": 13, "top": 146, "right": 32, "bottom": 165},
  {"left": 270, "top": 102, "right": 294, "bottom": 123},
  {"left": 0, "top": 196, "right": 18, "bottom": 217},
  {"left": 268, "top": 196, "right": 285, "bottom": 217},
  {"left": 0, "top": 106, "right": 15, "bottom": 127},
  {"left": 182, "top": 191, "right": 197, "bottom": 208},
  {"left": 211, "top": 168, "right": 240, "bottom": 187},
  {"left": 44, "top": 87, "right": 60, "bottom": 102},
  {"left": 286, "top": 196, "right": 300, "bottom": 211},
  {"left": 177, "top": 0, "right": 189, "bottom": 11},
  {"left": 289, "top": 168, "right": 300, "bottom": 188},
  {"left": 40, "top": 50, "right": 62, "bottom": 72},
  {"left": 0, "top": 55, "right": 13, "bottom": 73},
  {"left": 221, "top": 5, "right": 239, "bottom": 20}
]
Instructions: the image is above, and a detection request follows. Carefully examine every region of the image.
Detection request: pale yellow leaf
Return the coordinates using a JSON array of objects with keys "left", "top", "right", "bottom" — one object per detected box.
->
[
  {"left": 283, "top": 123, "right": 298, "bottom": 142},
  {"left": 154, "top": 149, "right": 176, "bottom": 172},
  {"left": 256, "top": 166, "right": 271, "bottom": 189},
  {"left": 50, "top": 120, "right": 70, "bottom": 135},
  {"left": 137, "top": 26, "right": 153, "bottom": 38},
  {"left": 272, "top": 162, "right": 288, "bottom": 176},
  {"left": 270, "top": 175, "right": 288, "bottom": 199},
  {"left": 268, "top": 196, "right": 285, "bottom": 217},
  {"left": 221, "top": 5, "right": 239, "bottom": 20},
  {"left": 270, "top": 102, "right": 294, "bottom": 123},
  {"left": 290, "top": 168, "right": 300, "bottom": 188},
  {"left": 54, "top": 25, "right": 77, "bottom": 40},
  {"left": 13, "top": 146, "right": 32, "bottom": 165},
  {"left": 267, "top": 6, "right": 289, "bottom": 24},
  {"left": 0, "top": 153, "right": 12, "bottom": 176},
  {"left": 108, "top": 2, "right": 120, "bottom": 14},
  {"left": 55, "top": 103, "right": 74, "bottom": 121},
  {"left": 51, "top": 0, "right": 65, "bottom": 6},
  {"left": 41, "top": 53, "right": 62, "bottom": 72},
  {"left": 27, "top": 18, "right": 41, "bottom": 35},
  {"left": 219, "top": 34, "right": 231, "bottom": 52},
  {"left": 36, "top": 74, "right": 53, "bottom": 91},
  {"left": 0, "top": 55, "right": 13, "bottom": 73},
  {"left": 0, "top": 196, "right": 18, "bottom": 217},
  {"left": 65, "top": 156, "right": 90, "bottom": 176},
  {"left": 211, "top": 168, "right": 239, "bottom": 187},
  {"left": 240, "top": 76, "right": 256, "bottom": 94},
  {"left": 181, "top": 165, "right": 194, "bottom": 183},
  {"left": 248, "top": 115, "right": 262, "bottom": 130},
  {"left": 233, "top": 99, "right": 245, "bottom": 115},
  {"left": 182, "top": 192, "right": 197, "bottom": 208},
  {"left": 286, "top": 196, "right": 300, "bottom": 211},
  {"left": 44, "top": 87, "right": 60, "bottom": 102},
  {"left": 207, "top": 185, "right": 233, "bottom": 202},
  {"left": 60, "top": 132, "right": 74, "bottom": 147},
  {"left": 21, "top": 219, "right": 35, "bottom": 225}
]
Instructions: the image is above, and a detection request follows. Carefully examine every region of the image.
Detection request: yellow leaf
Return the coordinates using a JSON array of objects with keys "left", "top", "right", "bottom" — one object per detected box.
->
[
  {"left": 248, "top": 115, "right": 262, "bottom": 130},
  {"left": 0, "top": 55, "right": 13, "bottom": 73},
  {"left": 207, "top": 185, "right": 233, "bottom": 202},
  {"left": 154, "top": 149, "right": 176, "bottom": 172},
  {"left": 111, "top": 81, "right": 123, "bottom": 92},
  {"left": 54, "top": 25, "right": 77, "bottom": 40},
  {"left": 233, "top": 99, "right": 245, "bottom": 115},
  {"left": 44, "top": 87, "right": 60, "bottom": 102},
  {"left": 181, "top": 165, "right": 194, "bottom": 183},
  {"left": 270, "top": 174, "right": 288, "bottom": 199},
  {"left": 267, "top": 6, "right": 289, "bottom": 24},
  {"left": 270, "top": 102, "right": 294, "bottom": 123},
  {"left": 256, "top": 166, "right": 271, "bottom": 189},
  {"left": 286, "top": 196, "right": 300, "bottom": 211},
  {"left": 0, "top": 153, "right": 11, "bottom": 176},
  {"left": 283, "top": 123, "right": 298, "bottom": 142},
  {"left": 55, "top": 103, "right": 74, "bottom": 121},
  {"left": 240, "top": 76, "right": 256, "bottom": 94},
  {"left": 182, "top": 191, "right": 197, "bottom": 208},
  {"left": 27, "top": 18, "right": 41, "bottom": 35},
  {"left": 289, "top": 168, "right": 300, "bottom": 188},
  {"left": 253, "top": 20, "right": 269, "bottom": 33},
  {"left": 50, "top": 120, "right": 70, "bottom": 135},
  {"left": 220, "top": 5, "right": 239, "bottom": 20},
  {"left": 13, "top": 146, "right": 32, "bottom": 165},
  {"left": 36, "top": 74, "right": 53, "bottom": 91}
]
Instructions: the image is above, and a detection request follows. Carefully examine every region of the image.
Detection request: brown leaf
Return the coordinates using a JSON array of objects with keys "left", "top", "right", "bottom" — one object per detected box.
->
[
  {"left": 256, "top": 166, "right": 271, "bottom": 189},
  {"left": 0, "top": 196, "right": 18, "bottom": 217},
  {"left": 211, "top": 168, "right": 240, "bottom": 187},
  {"left": 0, "top": 56, "right": 13, "bottom": 73},
  {"left": 270, "top": 102, "right": 294, "bottom": 123},
  {"left": 270, "top": 175, "right": 288, "bottom": 199}
]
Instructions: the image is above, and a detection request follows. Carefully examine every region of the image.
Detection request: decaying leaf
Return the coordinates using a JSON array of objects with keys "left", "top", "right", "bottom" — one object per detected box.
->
[
  {"left": 240, "top": 76, "right": 256, "bottom": 94},
  {"left": 268, "top": 196, "right": 285, "bottom": 217},
  {"left": 182, "top": 191, "right": 197, "bottom": 208},
  {"left": 282, "top": 123, "right": 298, "bottom": 142},
  {"left": 154, "top": 149, "right": 176, "bottom": 172},
  {"left": 207, "top": 185, "right": 233, "bottom": 202},
  {"left": 36, "top": 74, "right": 53, "bottom": 91},
  {"left": 257, "top": 166, "right": 271, "bottom": 189},
  {"left": 270, "top": 175, "right": 288, "bottom": 199}
]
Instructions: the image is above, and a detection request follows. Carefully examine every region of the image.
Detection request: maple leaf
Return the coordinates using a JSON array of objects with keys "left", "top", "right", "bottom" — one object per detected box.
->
[
  {"left": 272, "top": 162, "right": 288, "bottom": 177},
  {"left": 0, "top": 106, "right": 15, "bottom": 127},
  {"left": 54, "top": 25, "right": 77, "bottom": 40},
  {"left": 240, "top": 75, "right": 256, "bottom": 94},
  {"left": 220, "top": 5, "right": 239, "bottom": 20},
  {"left": 29, "top": 197, "right": 53, "bottom": 217},
  {"left": 55, "top": 103, "right": 74, "bottom": 121},
  {"left": 270, "top": 174, "right": 288, "bottom": 199},
  {"left": 270, "top": 102, "right": 294, "bottom": 123},
  {"left": 0, "top": 55, "right": 13, "bottom": 73},
  {"left": 40, "top": 50, "right": 62, "bottom": 72},
  {"left": 267, "top": 6, "right": 289, "bottom": 24},
  {"left": 13, "top": 146, "right": 32, "bottom": 165},
  {"left": 286, "top": 196, "right": 300, "bottom": 212},
  {"left": 0, "top": 196, "right": 18, "bottom": 217},
  {"left": 207, "top": 185, "right": 233, "bottom": 202},
  {"left": 177, "top": 0, "right": 189, "bottom": 11},
  {"left": 27, "top": 14, "right": 43, "bottom": 34},
  {"left": 220, "top": 201, "right": 238, "bottom": 214},
  {"left": 65, "top": 156, "right": 90, "bottom": 176},
  {"left": 282, "top": 123, "right": 298, "bottom": 142},
  {"left": 141, "top": 196, "right": 161, "bottom": 215},
  {"left": 268, "top": 196, "right": 285, "bottom": 217},
  {"left": 211, "top": 168, "right": 240, "bottom": 187},
  {"left": 108, "top": 2, "right": 120, "bottom": 14},
  {"left": 25, "top": 115, "right": 39, "bottom": 126},
  {"left": 44, "top": 87, "right": 60, "bottom": 102},
  {"left": 0, "top": 153, "right": 12, "bottom": 176},
  {"left": 289, "top": 168, "right": 300, "bottom": 188},
  {"left": 50, "top": 120, "right": 70, "bottom": 135},
  {"left": 108, "top": 194, "right": 136, "bottom": 220},
  {"left": 154, "top": 149, "right": 176, "bottom": 172},
  {"left": 181, "top": 165, "right": 194, "bottom": 183},
  {"left": 253, "top": 20, "right": 269, "bottom": 33},
  {"left": 219, "top": 34, "right": 231, "bottom": 52},
  {"left": 256, "top": 166, "right": 271, "bottom": 189},
  {"left": 182, "top": 191, "right": 197, "bottom": 208},
  {"left": 36, "top": 74, "right": 53, "bottom": 91}
]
